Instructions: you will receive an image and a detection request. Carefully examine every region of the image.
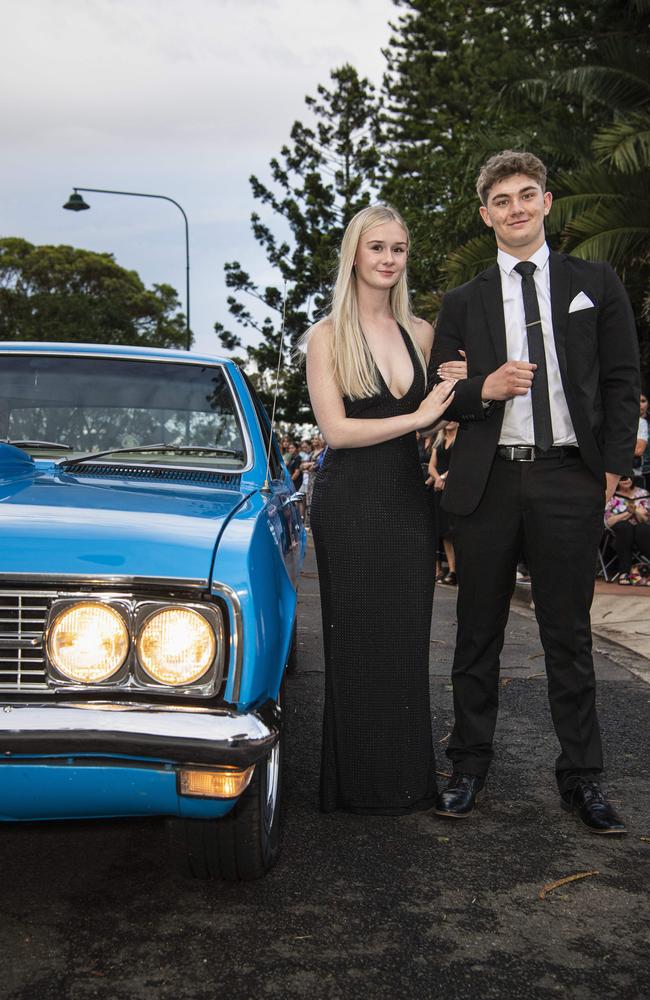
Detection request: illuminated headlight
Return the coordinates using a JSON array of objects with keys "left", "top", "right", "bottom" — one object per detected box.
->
[
  {"left": 137, "top": 607, "right": 216, "bottom": 686},
  {"left": 48, "top": 602, "right": 129, "bottom": 682}
]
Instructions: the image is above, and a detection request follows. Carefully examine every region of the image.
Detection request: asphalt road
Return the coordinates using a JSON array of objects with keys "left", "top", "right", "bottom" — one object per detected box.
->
[{"left": 2, "top": 539, "right": 649, "bottom": 1000}]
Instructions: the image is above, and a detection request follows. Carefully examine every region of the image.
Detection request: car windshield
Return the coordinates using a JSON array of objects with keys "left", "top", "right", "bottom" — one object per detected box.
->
[{"left": 0, "top": 354, "right": 248, "bottom": 470}]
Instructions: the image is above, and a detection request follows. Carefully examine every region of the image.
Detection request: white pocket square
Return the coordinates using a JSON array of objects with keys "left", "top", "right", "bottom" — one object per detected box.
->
[{"left": 569, "top": 291, "right": 595, "bottom": 313}]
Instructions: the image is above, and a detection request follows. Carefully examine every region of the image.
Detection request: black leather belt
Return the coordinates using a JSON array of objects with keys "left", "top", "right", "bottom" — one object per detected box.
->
[{"left": 497, "top": 445, "right": 580, "bottom": 462}]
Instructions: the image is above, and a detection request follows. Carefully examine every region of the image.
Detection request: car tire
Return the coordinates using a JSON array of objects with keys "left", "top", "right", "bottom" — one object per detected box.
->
[
  {"left": 167, "top": 695, "right": 284, "bottom": 881},
  {"left": 286, "top": 614, "right": 298, "bottom": 675}
]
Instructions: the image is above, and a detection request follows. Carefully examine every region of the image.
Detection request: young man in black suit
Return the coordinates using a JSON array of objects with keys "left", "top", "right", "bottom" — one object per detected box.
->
[{"left": 431, "top": 150, "right": 640, "bottom": 834}]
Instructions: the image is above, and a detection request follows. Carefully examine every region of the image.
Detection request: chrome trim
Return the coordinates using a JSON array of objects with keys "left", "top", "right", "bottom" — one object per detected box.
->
[
  {"left": 284, "top": 491, "right": 305, "bottom": 506},
  {"left": 264, "top": 739, "right": 281, "bottom": 831},
  {"left": 0, "top": 351, "right": 255, "bottom": 475},
  {"left": 0, "top": 573, "right": 208, "bottom": 588},
  {"left": 0, "top": 699, "right": 280, "bottom": 768},
  {"left": 0, "top": 348, "right": 227, "bottom": 365},
  {"left": 0, "top": 637, "right": 40, "bottom": 649},
  {"left": 0, "top": 589, "right": 55, "bottom": 690},
  {"left": 211, "top": 582, "right": 243, "bottom": 701}
]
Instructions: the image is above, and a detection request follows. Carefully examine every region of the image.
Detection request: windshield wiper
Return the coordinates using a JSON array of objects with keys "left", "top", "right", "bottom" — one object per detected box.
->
[
  {"left": 5, "top": 439, "right": 73, "bottom": 450},
  {"left": 59, "top": 443, "right": 243, "bottom": 468}
]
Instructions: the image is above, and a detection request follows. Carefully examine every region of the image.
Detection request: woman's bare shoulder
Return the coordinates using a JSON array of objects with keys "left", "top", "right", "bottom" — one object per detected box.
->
[
  {"left": 305, "top": 317, "right": 334, "bottom": 353},
  {"left": 411, "top": 316, "right": 434, "bottom": 352}
]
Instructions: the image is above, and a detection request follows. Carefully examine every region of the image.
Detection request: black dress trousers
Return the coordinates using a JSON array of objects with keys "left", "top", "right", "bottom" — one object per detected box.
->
[{"left": 447, "top": 452, "right": 605, "bottom": 793}]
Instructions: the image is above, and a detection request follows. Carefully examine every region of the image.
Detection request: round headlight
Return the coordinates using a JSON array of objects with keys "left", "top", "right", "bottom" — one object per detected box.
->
[
  {"left": 137, "top": 607, "right": 216, "bottom": 686},
  {"left": 48, "top": 602, "right": 129, "bottom": 683}
]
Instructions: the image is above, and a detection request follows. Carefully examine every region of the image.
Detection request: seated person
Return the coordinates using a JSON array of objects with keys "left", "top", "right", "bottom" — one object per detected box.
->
[
  {"left": 634, "top": 393, "right": 648, "bottom": 485},
  {"left": 604, "top": 476, "right": 650, "bottom": 586}
]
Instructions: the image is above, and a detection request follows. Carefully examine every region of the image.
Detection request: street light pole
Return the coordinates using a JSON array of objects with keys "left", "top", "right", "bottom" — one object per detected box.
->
[{"left": 63, "top": 187, "right": 191, "bottom": 350}]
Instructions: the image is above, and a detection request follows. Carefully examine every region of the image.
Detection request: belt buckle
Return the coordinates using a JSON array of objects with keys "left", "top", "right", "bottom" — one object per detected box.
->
[{"left": 511, "top": 445, "right": 535, "bottom": 462}]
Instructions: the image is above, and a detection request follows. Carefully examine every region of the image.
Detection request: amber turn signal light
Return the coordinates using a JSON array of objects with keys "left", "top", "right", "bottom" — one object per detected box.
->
[{"left": 178, "top": 766, "right": 254, "bottom": 799}]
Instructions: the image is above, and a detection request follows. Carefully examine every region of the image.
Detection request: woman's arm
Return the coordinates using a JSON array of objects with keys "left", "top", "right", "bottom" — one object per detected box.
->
[{"left": 306, "top": 322, "right": 455, "bottom": 450}]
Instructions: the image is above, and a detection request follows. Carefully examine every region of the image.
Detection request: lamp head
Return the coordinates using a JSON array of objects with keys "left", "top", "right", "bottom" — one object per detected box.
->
[{"left": 63, "top": 191, "right": 90, "bottom": 211}]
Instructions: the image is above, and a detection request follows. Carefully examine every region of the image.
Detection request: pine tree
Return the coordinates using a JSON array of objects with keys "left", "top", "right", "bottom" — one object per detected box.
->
[{"left": 215, "top": 64, "right": 381, "bottom": 425}]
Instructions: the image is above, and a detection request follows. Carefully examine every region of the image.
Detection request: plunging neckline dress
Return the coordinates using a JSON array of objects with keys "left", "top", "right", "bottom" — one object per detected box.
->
[{"left": 310, "top": 327, "right": 438, "bottom": 814}]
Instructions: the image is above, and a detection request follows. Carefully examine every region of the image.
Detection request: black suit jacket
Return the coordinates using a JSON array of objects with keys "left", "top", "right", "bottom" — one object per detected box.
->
[{"left": 430, "top": 251, "right": 640, "bottom": 516}]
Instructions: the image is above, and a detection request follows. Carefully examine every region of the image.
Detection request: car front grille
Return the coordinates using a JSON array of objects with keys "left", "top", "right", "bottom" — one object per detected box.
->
[{"left": 0, "top": 590, "right": 54, "bottom": 691}]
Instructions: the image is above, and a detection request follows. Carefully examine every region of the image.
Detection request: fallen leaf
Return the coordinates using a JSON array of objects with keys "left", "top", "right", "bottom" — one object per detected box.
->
[
  {"left": 527, "top": 672, "right": 546, "bottom": 680},
  {"left": 500, "top": 677, "right": 514, "bottom": 688},
  {"left": 539, "top": 870, "right": 599, "bottom": 900},
  {"left": 436, "top": 770, "right": 452, "bottom": 779},
  {"left": 640, "top": 836, "right": 650, "bottom": 843},
  {"left": 436, "top": 836, "right": 450, "bottom": 843},
  {"left": 437, "top": 731, "right": 451, "bottom": 744}
]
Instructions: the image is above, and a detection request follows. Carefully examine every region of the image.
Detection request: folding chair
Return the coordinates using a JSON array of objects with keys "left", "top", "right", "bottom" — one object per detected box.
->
[{"left": 596, "top": 528, "right": 619, "bottom": 582}]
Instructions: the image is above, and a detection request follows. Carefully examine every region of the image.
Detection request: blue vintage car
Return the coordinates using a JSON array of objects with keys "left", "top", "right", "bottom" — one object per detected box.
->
[{"left": 0, "top": 342, "right": 305, "bottom": 879}]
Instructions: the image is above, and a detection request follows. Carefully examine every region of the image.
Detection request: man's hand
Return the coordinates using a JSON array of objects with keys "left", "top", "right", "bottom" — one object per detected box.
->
[
  {"left": 605, "top": 472, "right": 620, "bottom": 502},
  {"left": 481, "top": 361, "right": 536, "bottom": 401}
]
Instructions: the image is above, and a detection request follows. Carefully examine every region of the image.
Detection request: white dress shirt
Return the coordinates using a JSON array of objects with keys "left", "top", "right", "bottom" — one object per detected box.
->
[{"left": 497, "top": 243, "right": 577, "bottom": 447}]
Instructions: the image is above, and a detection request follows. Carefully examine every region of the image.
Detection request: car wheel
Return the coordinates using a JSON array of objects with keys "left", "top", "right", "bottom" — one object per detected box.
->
[
  {"left": 286, "top": 614, "right": 298, "bottom": 674},
  {"left": 167, "top": 702, "right": 284, "bottom": 881}
]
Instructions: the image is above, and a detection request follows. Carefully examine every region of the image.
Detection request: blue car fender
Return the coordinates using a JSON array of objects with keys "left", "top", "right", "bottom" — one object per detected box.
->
[{"left": 212, "top": 490, "right": 298, "bottom": 711}]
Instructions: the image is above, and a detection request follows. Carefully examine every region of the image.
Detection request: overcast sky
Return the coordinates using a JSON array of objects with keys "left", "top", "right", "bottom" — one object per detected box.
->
[{"left": 3, "top": 0, "right": 396, "bottom": 353}]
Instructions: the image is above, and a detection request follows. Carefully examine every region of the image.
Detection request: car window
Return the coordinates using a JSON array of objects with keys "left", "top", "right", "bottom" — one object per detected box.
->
[
  {"left": 240, "top": 372, "right": 285, "bottom": 482},
  {"left": 0, "top": 355, "right": 248, "bottom": 469}
]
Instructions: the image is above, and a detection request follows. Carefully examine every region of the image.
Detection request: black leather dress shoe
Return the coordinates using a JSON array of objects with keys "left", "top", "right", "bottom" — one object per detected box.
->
[
  {"left": 561, "top": 781, "right": 627, "bottom": 835},
  {"left": 435, "top": 773, "right": 483, "bottom": 818}
]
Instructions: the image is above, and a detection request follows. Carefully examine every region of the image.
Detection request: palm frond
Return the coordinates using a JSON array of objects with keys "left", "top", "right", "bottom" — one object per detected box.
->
[
  {"left": 546, "top": 63, "right": 650, "bottom": 113},
  {"left": 457, "top": 123, "right": 592, "bottom": 172},
  {"left": 560, "top": 202, "right": 650, "bottom": 267},
  {"left": 516, "top": 39, "right": 650, "bottom": 115},
  {"left": 442, "top": 234, "right": 496, "bottom": 289},
  {"left": 554, "top": 162, "right": 650, "bottom": 200},
  {"left": 593, "top": 115, "right": 650, "bottom": 172},
  {"left": 548, "top": 193, "right": 627, "bottom": 235}
]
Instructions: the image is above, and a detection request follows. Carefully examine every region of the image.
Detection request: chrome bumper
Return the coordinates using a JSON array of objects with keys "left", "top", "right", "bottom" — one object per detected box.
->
[{"left": 0, "top": 699, "right": 279, "bottom": 767}]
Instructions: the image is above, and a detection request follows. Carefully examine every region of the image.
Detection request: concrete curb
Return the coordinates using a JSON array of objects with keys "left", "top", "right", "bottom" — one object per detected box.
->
[{"left": 511, "top": 580, "right": 650, "bottom": 682}]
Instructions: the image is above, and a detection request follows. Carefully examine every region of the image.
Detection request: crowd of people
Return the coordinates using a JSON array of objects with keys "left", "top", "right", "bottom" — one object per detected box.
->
[
  {"left": 602, "top": 389, "right": 650, "bottom": 585},
  {"left": 281, "top": 390, "right": 650, "bottom": 587},
  {"left": 280, "top": 434, "right": 326, "bottom": 524}
]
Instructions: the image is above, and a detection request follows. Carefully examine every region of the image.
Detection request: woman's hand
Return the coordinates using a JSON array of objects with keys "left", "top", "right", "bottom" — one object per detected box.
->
[
  {"left": 607, "top": 510, "right": 632, "bottom": 525},
  {"left": 438, "top": 349, "right": 467, "bottom": 382},
  {"left": 634, "top": 503, "right": 649, "bottom": 523},
  {"left": 415, "top": 380, "right": 456, "bottom": 432}
]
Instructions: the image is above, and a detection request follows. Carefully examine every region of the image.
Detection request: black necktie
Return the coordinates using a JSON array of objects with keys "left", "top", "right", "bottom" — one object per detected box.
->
[{"left": 514, "top": 261, "right": 554, "bottom": 451}]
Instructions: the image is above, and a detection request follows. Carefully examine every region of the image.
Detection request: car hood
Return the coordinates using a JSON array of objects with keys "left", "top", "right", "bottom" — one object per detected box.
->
[{"left": 0, "top": 452, "right": 252, "bottom": 585}]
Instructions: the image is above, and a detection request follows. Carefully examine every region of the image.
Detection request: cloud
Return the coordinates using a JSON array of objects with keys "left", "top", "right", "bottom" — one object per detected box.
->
[{"left": 2, "top": 0, "right": 394, "bottom": 351}]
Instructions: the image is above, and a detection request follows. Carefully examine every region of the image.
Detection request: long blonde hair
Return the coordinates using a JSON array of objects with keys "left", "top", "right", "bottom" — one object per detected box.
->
[{"left": 307, "top": 205, "right": 427, "bottom": 400}]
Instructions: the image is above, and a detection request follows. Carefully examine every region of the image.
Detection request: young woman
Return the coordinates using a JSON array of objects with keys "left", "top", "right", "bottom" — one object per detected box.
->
[{"left": 305, "top": 204, "right": 464, "bottom": 814}]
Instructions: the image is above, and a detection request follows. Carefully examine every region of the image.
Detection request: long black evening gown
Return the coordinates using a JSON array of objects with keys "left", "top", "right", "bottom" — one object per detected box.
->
[{"left": 310, "top": 329, "right": 438, "bottom": 814}]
